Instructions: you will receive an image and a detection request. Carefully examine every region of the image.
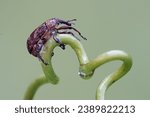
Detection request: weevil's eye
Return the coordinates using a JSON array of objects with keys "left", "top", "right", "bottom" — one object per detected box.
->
[{"left": 56, "top": 22, "right": 60, "bottom": 25}]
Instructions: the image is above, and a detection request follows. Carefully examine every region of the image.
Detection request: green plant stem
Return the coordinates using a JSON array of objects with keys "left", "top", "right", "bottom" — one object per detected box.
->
[
  {"left": 40, "top": 34, "right": 90, "bottom": 83},
  {"left": 24, "top": 76, "right": 48, "bottom": 100},
  {"left": 24, "top": 34, "right": 89, "bottom": 99},
  {"left": 24, "top": 34, "right": 132, "bottom": 100},
  {"left": 79, "top": 50, "right": 132, "bottom": 99},
  {"left": 81, "top": 50, "right": 132, "bottom": 99}
]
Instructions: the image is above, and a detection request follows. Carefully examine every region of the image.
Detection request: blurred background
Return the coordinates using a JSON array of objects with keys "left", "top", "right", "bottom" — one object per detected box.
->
[{"left": 0, "top": 0, "right": 149, "bottom": 99}]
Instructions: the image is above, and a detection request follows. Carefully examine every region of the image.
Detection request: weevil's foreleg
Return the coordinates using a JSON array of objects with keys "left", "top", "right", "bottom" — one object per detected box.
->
[
  {"left": 53, "top": 34, "right": 65, "bottom": 50},
  {"left": 57, "top": 26, "right": 87, "bottom": 40},
  {"left": 57, "top": 31, "right": 80, "bottom": 41},
  {"left": 57, "top": 19, "right": 76, "bottom": 26},
  {"left": 66, "top": 19, "right": 77, "bottom": 25},
  {"left": 67, "top": 19, "right": 77, "bottom": 22}
]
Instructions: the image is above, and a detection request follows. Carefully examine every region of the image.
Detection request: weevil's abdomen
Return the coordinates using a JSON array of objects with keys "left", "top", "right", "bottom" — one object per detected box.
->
[
  {"left": 27, "top": 36, "right": 37, "bottom": 57},
  {"left": 27, "top": 23, "right": 52, "bottom": 57}
]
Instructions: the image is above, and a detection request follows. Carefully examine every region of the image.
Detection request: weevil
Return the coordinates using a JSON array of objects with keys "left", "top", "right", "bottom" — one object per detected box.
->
[{"left": 27, "top": 18, "right": 87, "bottom": 65}]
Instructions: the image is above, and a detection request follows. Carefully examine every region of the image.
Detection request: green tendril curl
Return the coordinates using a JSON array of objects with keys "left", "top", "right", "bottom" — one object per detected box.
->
[{"left": 24, "top": 34, "right": 132, "bottom": 100}]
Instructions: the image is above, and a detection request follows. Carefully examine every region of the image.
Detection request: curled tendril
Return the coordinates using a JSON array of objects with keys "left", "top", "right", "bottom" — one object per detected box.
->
[{"left": 24, "top": 34, "right": 132, "bottom": 100}]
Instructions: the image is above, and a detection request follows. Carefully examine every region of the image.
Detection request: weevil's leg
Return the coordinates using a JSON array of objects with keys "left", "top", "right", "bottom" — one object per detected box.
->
[
  {"left": 66, "top": 19, "right": 77, "bottom": 25},
  {"left": 37, "top": 54, "right": 48, "bottom": 65},
  {"left": 57, "top": 26, "right": 87, "bottom": 40},
  {"left": 57, "top": 31, "right": 80, "bottom": 41},
  {"left": 59, "top": 44, "right": 65, "bottom": 50},
  {"left": 53, "top": 34, "right": 65, "bottom": 50},
  {"left": 35, "top": 40, "right": 48, "bottom": 65},
  {"left": 57, "top": 19, "right": 76, "bottom": 26},
  {"left": 51, "top": 52, "right": 54, "bottom": 56},
  {"left": 67, "top": 19, "right": 77, "bottom": 22}
]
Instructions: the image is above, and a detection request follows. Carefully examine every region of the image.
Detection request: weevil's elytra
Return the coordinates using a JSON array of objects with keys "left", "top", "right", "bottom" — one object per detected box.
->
[{"left": 27, "top": 18, "right": 87, "bottom": 65}]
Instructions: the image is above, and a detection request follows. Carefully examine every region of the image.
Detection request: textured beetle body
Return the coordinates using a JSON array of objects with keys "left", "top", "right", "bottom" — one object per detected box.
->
[{"left": 27, "top": 18, "right": 86, "bottom": 65}]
